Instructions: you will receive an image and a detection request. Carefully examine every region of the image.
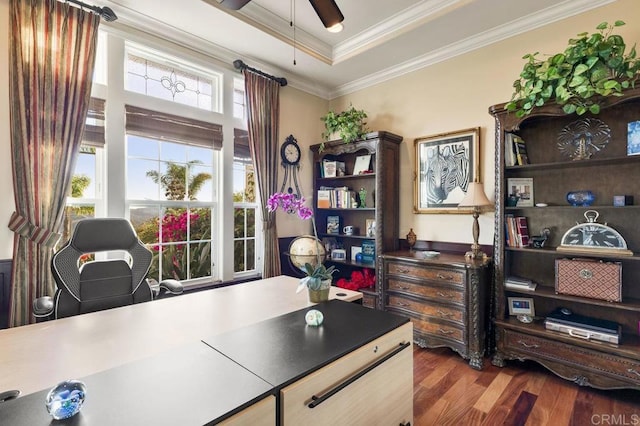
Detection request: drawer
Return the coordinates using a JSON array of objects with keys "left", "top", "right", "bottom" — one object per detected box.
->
[
  {"left": 219, "top": 395, "right": 275, "bottom": 425},
  {"left": 387, "top": 295, "right": 464, "bottom": 325},
  {"left": 281, "top": 323, "right": 413, "bottom": 425},
  {"left": 362, "top": 293, "right": 377, "bottom": 309},
  {"left": 410, "top": 315, "right": 465, "bottom": 345},
  {"left": 387, "top": 263, "right": 464, "bottom": 287},
  {"left": 502, "top": 329, "right": 640, "bottom": 385},
  {"left": 388, "top": 279, "right": 464, "bottom": 304}
]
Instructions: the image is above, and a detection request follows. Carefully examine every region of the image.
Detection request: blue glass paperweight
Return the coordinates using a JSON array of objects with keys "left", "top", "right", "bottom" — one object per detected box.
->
[
  {"left": 45, "top": 380, "right": 86, "bottom": 420},
  {"left": 566, "top": 190, "right": 595, "bottom": 207}
]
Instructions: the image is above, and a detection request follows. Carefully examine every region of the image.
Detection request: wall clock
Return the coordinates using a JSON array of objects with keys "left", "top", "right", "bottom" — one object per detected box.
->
[
  {"left": 557, "top": 210, "right": 633, "bottom": 256},
  {"left": 279, "top": 134, "right": 302, "bottom": 198}
]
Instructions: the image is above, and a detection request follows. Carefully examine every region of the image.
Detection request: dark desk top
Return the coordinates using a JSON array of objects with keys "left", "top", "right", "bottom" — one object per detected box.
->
[
  {"left": 0, "top": 342, "right": 273, "bottom": 426},
  {"left": 202, "top": 299, "right": 409, "bottom": 388}
]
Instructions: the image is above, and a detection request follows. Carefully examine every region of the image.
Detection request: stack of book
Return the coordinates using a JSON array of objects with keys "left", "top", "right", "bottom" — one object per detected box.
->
[
  {"left": 505, "top": 276, "right": 537, "bottom": 291},
  {"left": 505, "top": 133, "right": 529, "bottom": 166},
  {"left": 317, "top": 186, "right": 356, "bottom": 209},
  {"left": 504, "top": 215, "right": 530, "bottom": 248}
]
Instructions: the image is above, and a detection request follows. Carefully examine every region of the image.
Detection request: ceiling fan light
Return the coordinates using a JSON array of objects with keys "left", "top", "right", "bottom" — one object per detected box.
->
[
  {"left": 308, "top": 0, "right": 344, "bottom": 30},
  {"left": 326, "top": 22, "right": 343, "bottom": 33}
]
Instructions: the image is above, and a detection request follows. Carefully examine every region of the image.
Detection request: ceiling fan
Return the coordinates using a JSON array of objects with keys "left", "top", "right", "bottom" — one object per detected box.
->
[{"left": 216, "top": 0, "right": 344, "bottom": 32}]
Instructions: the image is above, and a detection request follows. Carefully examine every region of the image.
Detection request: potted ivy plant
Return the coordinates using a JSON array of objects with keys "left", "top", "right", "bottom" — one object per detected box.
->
[
  {"left": 321, "top": 104, "right": 368, "bottom": 145},
  {"left": 506, "top": 21, "right": 640, "bottom": 118}
]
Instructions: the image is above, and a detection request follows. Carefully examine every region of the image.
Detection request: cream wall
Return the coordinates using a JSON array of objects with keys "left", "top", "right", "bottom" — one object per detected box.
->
[{"left": 328, "top": 0, "right": 640, "bottom": 247}]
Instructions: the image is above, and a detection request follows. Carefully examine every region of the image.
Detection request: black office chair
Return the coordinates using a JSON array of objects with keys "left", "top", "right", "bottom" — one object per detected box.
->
[{"left": 33, "top": 218, "right": 183, "bottom": 320}]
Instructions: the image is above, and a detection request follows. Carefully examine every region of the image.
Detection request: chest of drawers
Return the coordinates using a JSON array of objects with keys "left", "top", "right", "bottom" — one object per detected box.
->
[{"left": 381, "top": 251, "right": 490, "bottom": 369}]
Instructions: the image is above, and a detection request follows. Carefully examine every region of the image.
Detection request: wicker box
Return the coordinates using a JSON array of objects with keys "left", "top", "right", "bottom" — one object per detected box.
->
[{"left": 555, "top": 258, "right": 622, "bottom": 302}]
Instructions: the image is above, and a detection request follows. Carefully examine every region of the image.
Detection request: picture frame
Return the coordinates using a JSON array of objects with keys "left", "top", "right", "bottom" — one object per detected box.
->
[
  {"left": 507, "top": 297, "right": 535, "bottom": 316},
  {"left": 628, "top": 120, "right": 640, "bottom": 156},
  {"left": 507, "top": 177, "right": 534, "bottom": 207},
  {"left": 331, "top": 248, "right": 346, "bottom": 261},
  {"left": 351, "top": 246, "right": 362, "bottom": 261},
  {"left": 352, "top": 154, "right": 372, "bottom": 175},
  {"left": 365, "top": 219, "right": 376, "bottom": 237},
  {"left": 414, "top": 127, "right": 480, "bottom": 214},
  {"left": 326, "top": 215, "right": 340, "bottom": 234}
]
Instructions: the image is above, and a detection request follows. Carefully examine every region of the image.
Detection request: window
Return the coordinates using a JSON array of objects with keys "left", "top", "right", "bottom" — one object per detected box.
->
[
  {"left": 125, "top": 44, "right": 222, "bottom": 113},
  {"left": 63, "top": 98, "right": 106, "bottom": 245},
  {"left": 125, "top": 106, "right": 221, "bottom": 283},
  {"left": 233, "top": 129, "right": 258, "bottom": 275},
  {"left": 233, "top": 78, "right": 245, "bottom": 119}
]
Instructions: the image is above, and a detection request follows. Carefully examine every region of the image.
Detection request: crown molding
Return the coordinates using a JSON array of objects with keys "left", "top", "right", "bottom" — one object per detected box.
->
[
  {"left": 105, "top": 3, "right": 333, "bottom": 99},
  {"left": 333, "top": 0, "right": 469, "bottom": 63},
  {"left": 330, "top": 0, "right": 616, "bottom": 98}
]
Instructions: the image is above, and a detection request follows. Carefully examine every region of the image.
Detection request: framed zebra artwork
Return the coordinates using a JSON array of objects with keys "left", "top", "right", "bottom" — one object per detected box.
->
[{"left": 414, "top": 127, "right": 480, "bottom": 214}]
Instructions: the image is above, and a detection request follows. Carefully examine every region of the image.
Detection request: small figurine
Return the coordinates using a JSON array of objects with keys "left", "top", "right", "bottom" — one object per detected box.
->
[
  {"left": 358, "top": 188, "right": 367, "bottom": 208},
  {"left": 531, "top": 228, "right": 551, "bottom": 248},
  {"left": 406, "top": 228, "right": 417, "bottom": 251}
]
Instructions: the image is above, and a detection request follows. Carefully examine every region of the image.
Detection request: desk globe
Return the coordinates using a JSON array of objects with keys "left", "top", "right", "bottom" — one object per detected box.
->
[{"left": 288, "top": 235, "right": 326, "bottom": 271}]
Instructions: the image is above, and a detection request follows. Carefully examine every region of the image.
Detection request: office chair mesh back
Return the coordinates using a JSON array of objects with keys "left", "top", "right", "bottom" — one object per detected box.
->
[{"left": 51, "top": 218, "right": 154, "bottom": 318}]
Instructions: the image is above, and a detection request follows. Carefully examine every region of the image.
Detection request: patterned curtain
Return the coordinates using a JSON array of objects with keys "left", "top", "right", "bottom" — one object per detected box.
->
[
  {"left": 243, "top": 70, "right": 282, "bottom": 278},
  {"left": 8, "top": 0, "right": 100, "bottom": 327}
]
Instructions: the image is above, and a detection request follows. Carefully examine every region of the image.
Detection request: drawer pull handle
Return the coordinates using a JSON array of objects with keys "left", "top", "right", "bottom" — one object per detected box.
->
[
  {"left": 628, "top": 369, "right": 640, "bottom": 378},
  {"left": 397, "top": 268, "right": 410, "bottom": 274},
  {"left": 308, "top": 342, "right": 411, "bottom": 408},
  {"left": 399, "top": 286, "right": 410, "bottom": 290},
  {"left": 438, "top": 329, "right": 454, "bottom": 335},
  {"left": 437, "top": 273, "right": 454, "bottom": 281},
  {"left": 437, "top": 310, "right": 453, "bottom": 318},
  {"left": 396, "top": 302, "right": 410, "bottom": 307},
  {"left": 436, "top": 291, "right": 453, "bottom": 299},
  {"left": 517, "top": 340, "right": 539, "bottom": 349}
]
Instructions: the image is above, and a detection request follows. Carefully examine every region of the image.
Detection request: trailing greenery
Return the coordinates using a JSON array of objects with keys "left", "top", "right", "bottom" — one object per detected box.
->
[
  {"left": 321, "top": 104, "right": 368, "bottom": 147},
  {"left": 506, "top": 21, "right": 640, "bottom": 117}
]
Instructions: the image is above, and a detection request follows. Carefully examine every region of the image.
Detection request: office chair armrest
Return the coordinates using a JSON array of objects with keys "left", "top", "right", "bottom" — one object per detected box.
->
[
  {"left": 33, "top": 296, "right": 54, "bottom": 318},
  {"left": 158, "top": 279, "right": 183, "bottom": 295}
]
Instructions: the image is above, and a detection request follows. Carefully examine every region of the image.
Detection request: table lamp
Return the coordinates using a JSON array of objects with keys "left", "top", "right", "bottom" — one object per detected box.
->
[{"left": 458, "top": 182, "right": 493, "bottom": 259}]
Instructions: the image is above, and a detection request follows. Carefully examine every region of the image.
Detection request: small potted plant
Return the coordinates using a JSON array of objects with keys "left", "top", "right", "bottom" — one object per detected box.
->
[
  {"left": 267, "top": 192, "right": 338, "bottom": 302},
  {"left": 321, "top": 104, "right": 368, "bottom": 147},
  {"left": 506, "top": 21, "right": 640, "bottom": 118}
]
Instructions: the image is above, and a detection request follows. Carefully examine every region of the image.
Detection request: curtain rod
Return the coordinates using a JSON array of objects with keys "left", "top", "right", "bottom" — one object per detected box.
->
[
  {"left": 233, "top": 60, "right": 287, "bottom": 87},
  {"left": 65, "top": 0, "right": 118, "bottom": 21}
]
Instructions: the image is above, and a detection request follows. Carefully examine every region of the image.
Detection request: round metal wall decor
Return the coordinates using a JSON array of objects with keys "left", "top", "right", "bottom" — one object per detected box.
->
[{"left": 557, "top": 118, "right": 611, "bottom": 160}]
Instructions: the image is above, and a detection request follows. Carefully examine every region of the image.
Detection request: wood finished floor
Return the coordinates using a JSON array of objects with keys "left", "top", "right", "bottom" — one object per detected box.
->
[{"left": 413, "top": 347, "right": 639, "bottom": 425}]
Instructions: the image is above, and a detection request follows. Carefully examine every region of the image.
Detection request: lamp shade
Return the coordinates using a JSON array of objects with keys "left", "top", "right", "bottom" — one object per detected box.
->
[{"left": 458, "top": 182, "right": 492, "bottom": 208}]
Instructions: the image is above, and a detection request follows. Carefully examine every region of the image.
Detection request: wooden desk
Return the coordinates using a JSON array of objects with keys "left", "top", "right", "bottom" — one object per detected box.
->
[{"left": 0, "top": 276, "right": 361, "bottom": 397}]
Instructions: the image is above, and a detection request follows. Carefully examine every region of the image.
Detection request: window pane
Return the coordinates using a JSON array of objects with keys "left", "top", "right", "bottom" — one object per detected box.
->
[
  {"left": 128, "top": 158, "right": 160, "bottom": 200},
  {"left": 71, "top": 149, "right": 96, "bottom": 199},
  {"left": 188, "top": 146, "right": 212, "bottom": 166},
  {"left": 130, "top": 206, "right": 160, "bottom": 245},
  {"left": 128, "top": 135, "right": 159, "bottom": 159},
  {"left": 234, "top": 208, "right": 245, "bottom": 238},
  {"left": 189, "top": 164, "right": 213, "bottom": 201},
  {"left": 246, "top": 208, "right": 255, "bottom": 238},
  {"left": 162, "top": 208, "right": 188, "bottom": 243},
  {"left": 189, "top": 242, "right": 211, "bottom": 279},
  {"left": 162, "top": 244, "right": 186, "bottom": 280},
  {"left": 234, "top": 240, "right": 245, "bottom": 272},
  {"left": 190, "top": 208, "right": 211, "bottom": 240},
  {"left": 161, "top": 141, "right": 187, "bottom": 164},
  {"left": 246, "top": 239, "right": 255, "bottom": 270}
]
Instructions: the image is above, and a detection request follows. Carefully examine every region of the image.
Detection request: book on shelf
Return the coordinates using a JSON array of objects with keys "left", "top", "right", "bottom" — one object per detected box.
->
[
  {"left": 317, "top": 189, "right": 331, "bottom": 208},
  {"left": 326, "top": 215, "right": 340, "bottom": 234},
  {"left": 504, "top": 215, "right": 530, "bottom": 248},
  {"left": 515, "top": 216, "right": 530, "bottom": 247},
  {"left": 361, "top": 239, "right": 376, "bottom": 264},
  {"left": 505, "top": 276, "right": 537, "bottom": 291},
  {"left": 513, "top": 135, "right": 529, "bottom": 165},
  {"left": 322, "top": 160, "right": 345, "bottom": 178},
  {"left": 504, "top": 133, "right": 517, "bottom": 167}
]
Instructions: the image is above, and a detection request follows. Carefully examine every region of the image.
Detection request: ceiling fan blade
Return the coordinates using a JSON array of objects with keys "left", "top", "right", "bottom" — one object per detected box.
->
[
  {"left": 308, "top": 0, "right": 344, "bottom": 29},
  {"left": 216, "top": 0, "right": 252, "bottom": 10}
]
